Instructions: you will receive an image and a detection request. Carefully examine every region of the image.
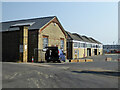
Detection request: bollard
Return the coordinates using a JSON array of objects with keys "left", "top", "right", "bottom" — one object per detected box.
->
[{"left": 32, "top": 56, "right": 34, "bottom": 62}]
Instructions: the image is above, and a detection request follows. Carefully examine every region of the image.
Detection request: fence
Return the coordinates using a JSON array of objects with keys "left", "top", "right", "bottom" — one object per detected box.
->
[{"left": 34, "top": 49, "right": 46, "bottom": 62}]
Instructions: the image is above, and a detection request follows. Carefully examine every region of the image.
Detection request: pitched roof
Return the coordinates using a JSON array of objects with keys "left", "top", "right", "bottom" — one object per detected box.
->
[
  {"left": 65, "top": 31, "right": 82, "bottom": 41},
  {"left": 81, "top": 36, "right": 92, "bottom": 43},
  {"left": 82, "top": 36, "right": 102, "bottom": 44},
  {"left": 65, "top": 31, "right": 102, "bottom": 44},
  {"left": 89, "top": 37, "right": 102, "bottom": 44},
  {"left": 0, "top": 16, "right": 55, "bottom": 32},
  {"left": 88, "top": 37, "right": 97, "bottom": 43},
  {"left": 72, "top": 33, "right": 85, "bottom": 42}
]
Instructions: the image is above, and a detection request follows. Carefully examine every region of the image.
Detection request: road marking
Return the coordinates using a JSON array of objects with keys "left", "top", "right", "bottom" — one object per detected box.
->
[{"left": 9, "top": 72, "right": 18, "bottom": 80}]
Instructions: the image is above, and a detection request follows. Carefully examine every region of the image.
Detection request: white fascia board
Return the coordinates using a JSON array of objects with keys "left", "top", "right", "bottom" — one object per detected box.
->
[
  {"left": 85, "top": 42, "right": 93, "bottom": 45},
  {"left": 91, "top": 43, "right": 96, "bottom": 46},
  {"left": 72, "top": 40, "right": 85, "bottom": 43}
]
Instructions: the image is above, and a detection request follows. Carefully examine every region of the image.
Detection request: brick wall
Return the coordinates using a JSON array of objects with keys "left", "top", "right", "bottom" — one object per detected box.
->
[
  {"left": 38, "top": 22, "right": 66, "bottom": 62},
  {"left": 28, "top": 30, "right": 38, "bottom": 62},
  {"left": 23, "top": 27, "right": 28, "bottom": 62}
]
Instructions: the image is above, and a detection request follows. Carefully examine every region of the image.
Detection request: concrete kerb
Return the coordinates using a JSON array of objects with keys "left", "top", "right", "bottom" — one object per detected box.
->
[{"left": 69, "top": 58, "right": 93, "bottom": 63}]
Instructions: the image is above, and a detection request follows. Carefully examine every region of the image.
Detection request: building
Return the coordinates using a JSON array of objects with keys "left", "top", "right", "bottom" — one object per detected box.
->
[
  {"left": 66, "top": 31, "right": 103, "bottom": 60},
  {"left": 1, "top": 16, "right": 103, "bottom": 62},
  {"left": 65, "top": 31, "right": 83, "bottom": 59},
  {"left": 103, "top": 45, "right": 120, "bottom": 53},
  {"left": 1, "top": 16, "right": 67, "bottom": 62},
  {"left": 88, "top": 37, "right": 103, "bottom": 55}
]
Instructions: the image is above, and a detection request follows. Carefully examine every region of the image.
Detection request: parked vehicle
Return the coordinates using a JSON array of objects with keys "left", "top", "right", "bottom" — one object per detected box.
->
[{"left": 45, "top": 47, "right": 60, "bottom": 63}]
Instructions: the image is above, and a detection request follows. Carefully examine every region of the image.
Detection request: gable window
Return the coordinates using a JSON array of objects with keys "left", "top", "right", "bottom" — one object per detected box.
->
[{"left": 43, "top": 36, "right": 48, "bottom": 49}]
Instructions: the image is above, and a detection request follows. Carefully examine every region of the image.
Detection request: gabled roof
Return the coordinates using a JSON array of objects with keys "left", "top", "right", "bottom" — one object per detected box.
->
[
  {"left": 88, "top": 37, "right": 97, "bottom": 43},
  {"left": 72, "top": 33, "right": 85, "bottom": 42},
  {"left": 0, "top": 16, "right": 55, "bottom": 32},
  {"left": 64, "top": 31, "right": 71, "bottom": 40},
  {"left": 81, "top": 36, "right": 92, "bottom": 43},
  {"left": 89, "top": 37, "right": 102, "bottom": 44},
  {"left": 65, "top": 31, "right": 82, "bottom": 41},
  {"left": 65, "top": 31, "right": 102, "bottom": 44}
]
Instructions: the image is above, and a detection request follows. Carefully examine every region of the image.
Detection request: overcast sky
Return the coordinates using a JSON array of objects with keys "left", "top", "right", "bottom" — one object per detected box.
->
[{"left": 2, "top": 2, "right": 118, "bottom": 45}]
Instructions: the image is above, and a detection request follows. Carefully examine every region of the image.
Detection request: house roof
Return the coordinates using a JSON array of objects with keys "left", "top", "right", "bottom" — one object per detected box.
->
[
  {"left": 72, "top": 33, "right": 85, "bottom": 42},
  {"left": 65, "top": 31, "right": 82, "bottom": 41},
  {"left": 64, "top": 31, "right": 71, "bottom": 40},
  {"left": 80, "top": 35, "right": 93, "bottom": 43},
  {"left": 89, "top": 37, "right": 102, "bottom": 44},
  {"left": 88, "top": 37, "right": 98, "bottom": 43},
  {"left": 82, "top": 36, "right": 102, "bottom": 44},
  {"left": 65, "top": 31, "right": 102, "bottom": 44},
  {"left": 0, "top": 16, "right": 55, "bottom": 32}
]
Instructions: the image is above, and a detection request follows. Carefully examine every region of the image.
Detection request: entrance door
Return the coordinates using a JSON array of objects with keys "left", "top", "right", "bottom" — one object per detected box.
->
[
  {"left": 87, "top": 48, "right": 91, "bottom": 56},
  {"left": 94, "top": 49, "right": 97, "bottom": 55},
  {"left": 87, "top": 49, "right": 89, "bottom": 56}
]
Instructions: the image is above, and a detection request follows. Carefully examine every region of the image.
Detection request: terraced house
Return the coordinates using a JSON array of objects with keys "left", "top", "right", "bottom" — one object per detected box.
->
[
  {"left": 1, "top": 16, "right": 67, "bottom": 62},
  {"left": 66, "top": 31, "right": 103, "bottom": 60}
]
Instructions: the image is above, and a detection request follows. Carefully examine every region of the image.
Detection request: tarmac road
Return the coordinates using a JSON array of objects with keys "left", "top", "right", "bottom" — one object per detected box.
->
[{"left": 2, "top": 54, "right": 119, "bottom": 88}]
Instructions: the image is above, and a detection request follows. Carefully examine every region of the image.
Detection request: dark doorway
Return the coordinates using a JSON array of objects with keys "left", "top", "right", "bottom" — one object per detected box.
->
[
  {"left": 94, "top": 49, "right": 97, "bottom": 55},
  {"left": 67, "top": 42, "right": 72, "bottom": 59},
  {"left": 87, "top": 48, "right": 91, "bottom": 56}
]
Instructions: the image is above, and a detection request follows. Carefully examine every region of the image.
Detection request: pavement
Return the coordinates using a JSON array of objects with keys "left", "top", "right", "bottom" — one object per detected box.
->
[{"left": 2, "top": 54, "right": 120, "bottom": 88}]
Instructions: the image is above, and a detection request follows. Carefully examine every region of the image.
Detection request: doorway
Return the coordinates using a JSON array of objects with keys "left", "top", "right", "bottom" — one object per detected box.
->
[
  {"left": 94, "top": 49, "right": 97, "bottom": 55},
  {"left": 87, "top": 48, "right": 91, "bottom": 56}
]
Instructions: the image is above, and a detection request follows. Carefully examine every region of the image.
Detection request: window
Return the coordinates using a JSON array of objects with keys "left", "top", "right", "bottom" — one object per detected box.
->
[
  {"left": 90, "top": 44, "right": 92, "bottom": 48},
  {"left": 60, "top": 39, "right": 64, "bottom": 50},
  {"left": 74, "top": 42, "right": 77, "bottom": 47},
  {"left": 93, "top": 45, "right": 96, "bottom": 48},
  {"left": 81, "top": 43, "right": 84, "bottom": 48},
  {"left": 96, "top": 45, "right": 98, "bottom": 48},
  {"left": 43, "top": 36, "right": 48, "bottom": 49},
  {"left": 98, "top": 45, "right": 100, "bottom": 48},
  {"left": 83, "top": 43, "right": 86, "bottom": 48},
  {"left": 78, "top": 43, "right": 80, "bottom": 48},
  {"left": 87, "top": 44, "right": 92, "bottom": 48},
  {"left": 86, "top": 44, "right": 88, "bottom": 48}
]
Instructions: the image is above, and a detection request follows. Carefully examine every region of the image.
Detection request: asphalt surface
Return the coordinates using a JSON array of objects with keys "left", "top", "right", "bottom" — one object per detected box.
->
[{"left": 2, "top": 54, "right": 120, "bottom": 88}]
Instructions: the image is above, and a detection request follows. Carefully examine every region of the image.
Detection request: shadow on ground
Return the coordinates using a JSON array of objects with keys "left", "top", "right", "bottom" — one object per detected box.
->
[{"left": 72, "top": 70, "right": 120, "bottom": 77}]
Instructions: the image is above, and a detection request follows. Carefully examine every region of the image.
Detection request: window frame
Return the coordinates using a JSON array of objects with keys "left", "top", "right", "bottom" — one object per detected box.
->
[
  {"left": 60, "top": 38, "right": 64, "bottom": 50},
  {"left": 43, "top": 35, "right": 49, "bottom": 49}
]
